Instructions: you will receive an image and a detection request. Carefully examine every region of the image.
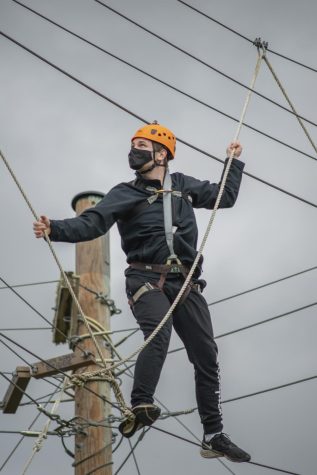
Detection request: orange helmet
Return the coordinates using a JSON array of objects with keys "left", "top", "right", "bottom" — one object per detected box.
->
[{"left": 131, "top": 121, "right": 176, "bottom": 159}]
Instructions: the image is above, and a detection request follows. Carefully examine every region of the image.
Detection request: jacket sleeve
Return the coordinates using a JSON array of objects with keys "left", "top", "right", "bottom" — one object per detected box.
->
[
  {"left": 49, "top": 183, "right": 132, "bottom": 243},
  {"left": 183, "top": 158, "right": 245, "bottom": 209}
]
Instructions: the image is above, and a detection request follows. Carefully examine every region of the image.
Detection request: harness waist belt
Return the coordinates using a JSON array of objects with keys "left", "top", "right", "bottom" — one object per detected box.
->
[{"left": 129, "top": 262, "right": 189, "bottom": 274}]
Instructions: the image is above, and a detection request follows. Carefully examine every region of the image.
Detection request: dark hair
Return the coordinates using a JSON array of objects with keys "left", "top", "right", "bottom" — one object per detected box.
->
[{"left": 152, "top": 141, "right": 172, "bottom": 161}]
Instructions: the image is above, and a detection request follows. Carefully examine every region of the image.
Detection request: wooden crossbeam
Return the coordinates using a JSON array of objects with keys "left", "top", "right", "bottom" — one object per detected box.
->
[
  {"left": 1, "top": 352, "right": 96, "bottom": 414},
  {"left": 1, "top": 366, "right": 31, "bottom": 414},
  {"left": 31, "top": 352, "right": 96, "bottom": 379}
]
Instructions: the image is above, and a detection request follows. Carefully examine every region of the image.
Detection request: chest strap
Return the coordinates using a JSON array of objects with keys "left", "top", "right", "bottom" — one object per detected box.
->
[{"left": 120, "top": 183, "right": 192, "bottom": 223}]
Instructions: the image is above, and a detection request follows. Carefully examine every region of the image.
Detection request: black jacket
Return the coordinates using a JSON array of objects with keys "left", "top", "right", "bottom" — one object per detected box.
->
[{"left": 50, "top": 158, "right": 244, "bottom": 277}]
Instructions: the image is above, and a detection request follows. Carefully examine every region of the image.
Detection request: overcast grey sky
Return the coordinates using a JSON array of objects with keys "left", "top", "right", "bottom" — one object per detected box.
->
[{"left": 1, "top": 0, "right": 317, "bottom": 474}]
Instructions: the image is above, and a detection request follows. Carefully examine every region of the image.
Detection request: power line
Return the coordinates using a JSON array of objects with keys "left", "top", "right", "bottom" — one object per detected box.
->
[
  {"left": 216, "top": 301, "right": 317, "bottom": 339},
  {"left": 94, "top": 0, "right": 317, "bottom": 128},
  {"left": 0, "top": 327, "right": 51, "bottom": 331},
  {"left": 208, "top": 264, "right": 317, "bottom": 306},
  {"left": 144, "top": 300, "right": 317, "bottom": 358},
  {"left": 0, "top": 276, "right": 96, "bottom": 358},
  {"left": 177, "top": 0, "right": 317, "bottom": 74},
  {"left": 0, "top": 279, "right": 58, "bottom": 290},
  {"left": 9, "top": 0, "right": 317, "bottom": 163},
  {"left": 1, "top": 32, "right": 316, "bottom": 209},
  {"left": 222, "top": 374, "right": 317, "bottom": 404},
  {"left": 114, "top": 428, "right": 150, "bottom": 475},
  {"left": 150, "top": 426, "right": 301, "bottom": 475},
  {"left": 128, "top": 439, "right": 141, "bottom": 475},
  {"left": 152, "top": 394, "right": 237, "bottom": 474}
]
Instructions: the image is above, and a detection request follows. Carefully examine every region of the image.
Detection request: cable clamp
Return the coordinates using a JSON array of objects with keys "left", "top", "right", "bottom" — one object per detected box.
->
[
  {"left": 253, "top": 37, "right": 268, "bottom": 50},
  {"left": 96, "top": 294, "right": 122, "bottom": 315}
]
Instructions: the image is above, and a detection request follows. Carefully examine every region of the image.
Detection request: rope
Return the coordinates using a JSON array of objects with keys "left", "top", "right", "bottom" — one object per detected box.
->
[
  {"left": 94, "top": 1, "right": 317, "bottom": 128},
  {"left": 21, "top": 376, "right": 69, "bottom": 474},
  {"left": 78, "top": 47, "right": 264, "bottom": 383},
  {"left": 263, "top": 55, "right": 317, "bottom": 156},
  {"left": 0, "top": 386, "right": 62, "bottom": 472},
  {"left": 0, "top": 143, "right": 109, "bottom": 367},
  {"left": 8, "top": 0, "right": 316, "bottom": 163},
  {"left": 1, "top": 31, "right": 316, "bottom": 208},
  {"left": 70, "top": 318, "right": 132, "bottom": 419},
  {"left": 177, "top": 0, "right": 317, "bottom": 74},
  {"left": 0, "top": 150, "right": 133, "bottom": 419}
]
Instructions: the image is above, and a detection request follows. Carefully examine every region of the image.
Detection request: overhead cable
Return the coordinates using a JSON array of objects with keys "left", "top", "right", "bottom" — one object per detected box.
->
[
  {"left": 128, "top": 439, "right": 141, "bottom": 475},
  {"left": 0, "top": 327, "right": 51, "bottom": 331},
  {"left": 222, "top": 374, "right": 317, "bottom": 404},
  {"left": 1, "top": 32, "right": 316, "bottom": 209},
  {"left": 0, "top": 276, "right": 96, "bottom": 358},
  {"left": 150, "top": 426, "right": 301, "bottom": 475},
  {"left": 177, "top": 0, "right": 317, "bottom": 74},
  {"left": 167, "top": 300, "right": 317, "bottom": 356},
  {"left": 0, "top": 279, "right": 58, "bottom": 290},
  {"left": 208, "top": 264, "right": 317, "bottom": 306},
  {"left": 216, "top": 301, "right": 317, "bottom": 339},
  {"left": 94, "top": 0, "right": 317, "bottom": 128},
  {"left": 114, "top": 428, "right": 150, "bottom": 475},
  {"left": 9, "top": 0, "right": 317, "bottom": 163}
]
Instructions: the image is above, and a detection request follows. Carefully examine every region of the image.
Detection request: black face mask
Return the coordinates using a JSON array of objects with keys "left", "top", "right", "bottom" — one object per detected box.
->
[{"left": 128, "top": 147, "right": 153, "bottom": 171}]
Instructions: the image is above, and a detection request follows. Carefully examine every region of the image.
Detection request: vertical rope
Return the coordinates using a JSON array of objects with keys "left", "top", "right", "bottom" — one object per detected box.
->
[
  {"left": 21, "top": 376, "right": 69, "bottom": 475},
  {"left": 94, "top": 47, "right": 265, "bottom": 376},
  {"left": 0, "top": 150, "right": 133, "bottom": 417},
  {"left": 0, "top": 46, "right": 264, "bottom": 413},
  {"left": 0, "top": 150, "right": 109, "bottom": 369}
]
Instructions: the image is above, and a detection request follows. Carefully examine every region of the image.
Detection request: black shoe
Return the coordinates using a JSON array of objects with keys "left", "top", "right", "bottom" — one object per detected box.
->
[
  {"left": 118, "top": 403, "right": 161, "bottom": 438},
  {"left": 200, "top": 433, "right": 251, "bottom": 463}
]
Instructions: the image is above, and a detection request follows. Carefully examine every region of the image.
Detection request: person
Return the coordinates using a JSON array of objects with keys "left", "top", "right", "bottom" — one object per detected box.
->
[{"left": 33, "top": 121, "right": 250, "bottom": 463}]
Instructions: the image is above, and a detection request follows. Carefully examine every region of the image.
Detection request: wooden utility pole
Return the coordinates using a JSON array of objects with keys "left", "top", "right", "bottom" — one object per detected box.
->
[{"left": 71, "top": 192, "right": 112, "bottom": 475}]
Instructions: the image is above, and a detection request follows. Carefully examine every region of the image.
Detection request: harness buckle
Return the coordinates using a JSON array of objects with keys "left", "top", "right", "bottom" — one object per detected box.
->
[{"left": 166, "top": 255, "right": 182, "bottom": 271}]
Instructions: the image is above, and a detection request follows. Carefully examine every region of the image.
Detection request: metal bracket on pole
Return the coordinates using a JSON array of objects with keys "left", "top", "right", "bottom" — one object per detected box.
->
[{"left": 96, "top": 294, "right": 122, "bottom": 316}]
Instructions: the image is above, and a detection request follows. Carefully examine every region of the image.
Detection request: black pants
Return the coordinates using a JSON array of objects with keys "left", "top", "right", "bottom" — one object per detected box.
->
[{"left": 126, "top": 273, "right": 223, "bottom": 434}]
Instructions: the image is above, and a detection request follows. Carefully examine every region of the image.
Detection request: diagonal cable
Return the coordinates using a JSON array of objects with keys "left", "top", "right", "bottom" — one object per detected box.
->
[
  {"left": 7, "top": 0, "right": 316, "bottom": 162},
  {"left": 94, "top": 0, "right": 317, "bottom": 128},
  {"left": 208, "top": 264, "right": 317, "bottom": 306},
  {"left": 177, "top": 0, "right": 317, "bottom": 74},
  {"left": 0, "top": 31, "right": 316, "bottom": 208}
]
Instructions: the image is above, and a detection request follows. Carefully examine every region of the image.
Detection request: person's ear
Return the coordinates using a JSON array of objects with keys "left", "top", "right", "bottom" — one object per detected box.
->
[{"left": 158, "top": 148, "right": 167, "bottom": 162}]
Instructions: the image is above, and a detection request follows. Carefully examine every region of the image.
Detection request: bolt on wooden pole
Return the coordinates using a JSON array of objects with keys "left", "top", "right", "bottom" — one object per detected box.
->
[{"left": 72, "top": 192, "right": 112, "bottom": 475}]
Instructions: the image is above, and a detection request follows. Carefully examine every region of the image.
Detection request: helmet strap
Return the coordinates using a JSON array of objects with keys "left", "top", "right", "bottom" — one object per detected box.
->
[{"left": 139, "top": 152, "right": 167, "bottom": 174}]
